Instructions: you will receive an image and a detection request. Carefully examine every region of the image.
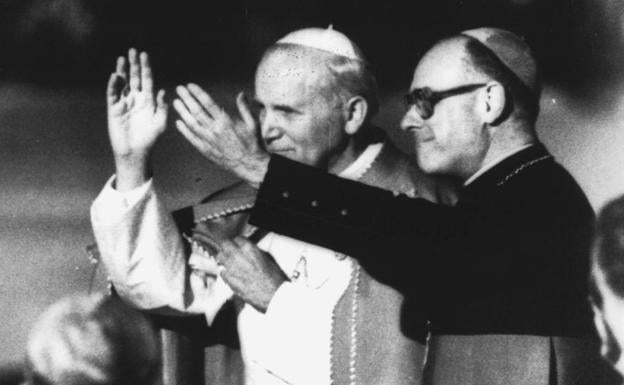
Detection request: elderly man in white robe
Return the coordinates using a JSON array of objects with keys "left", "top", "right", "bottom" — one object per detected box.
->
[{"left": 91, "top": 27, "right": 451, "bottom": 385}]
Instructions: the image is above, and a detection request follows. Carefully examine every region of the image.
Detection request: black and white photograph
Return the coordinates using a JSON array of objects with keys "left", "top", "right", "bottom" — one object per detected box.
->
[{"left": 1, "top": 0, "right": 624, "bottom": 384}]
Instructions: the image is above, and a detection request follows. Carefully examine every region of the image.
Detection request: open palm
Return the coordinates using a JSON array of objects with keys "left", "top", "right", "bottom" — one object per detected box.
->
[
  {"left": 173, "top": 84, "right": 270, "bottom": 187},
  {"left": 107, "top": 49, "right": 167, "bottom": 161}
]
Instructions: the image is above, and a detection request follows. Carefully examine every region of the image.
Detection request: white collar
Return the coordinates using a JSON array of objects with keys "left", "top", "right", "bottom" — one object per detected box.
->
[
  {"left": 338, "top": 142, "right": 383, "bottom": 181},
  {"left": 464, "top": 143, "right": 535, "bottom": 186}
]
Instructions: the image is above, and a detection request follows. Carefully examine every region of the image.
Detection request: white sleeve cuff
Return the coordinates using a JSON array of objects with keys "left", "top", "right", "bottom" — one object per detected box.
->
[
  {"left": 91, "top": 175, "right": 154, "bottom": 225},
  {"left": 265, "top": 281, "right": 309, "bottom": 318},
  {"left": 105, "top": 174, "right": 153, "bottom": 207}
]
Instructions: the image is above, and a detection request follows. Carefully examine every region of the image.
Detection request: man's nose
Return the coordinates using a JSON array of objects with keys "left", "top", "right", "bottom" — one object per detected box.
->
[
  {"left": 400, "top": 107, "right": 424, "bottom": 132},
  {"left": 260, "top": 111, "right": 282, "bottom": 145}
]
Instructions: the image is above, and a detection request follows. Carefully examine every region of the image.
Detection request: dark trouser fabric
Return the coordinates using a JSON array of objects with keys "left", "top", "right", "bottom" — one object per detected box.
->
[
  {"left": 424, "top": 335, "right": 621, "bottom": 385},
  {"left": 159, "top": 330, "right": 244, "bottom": 385}
]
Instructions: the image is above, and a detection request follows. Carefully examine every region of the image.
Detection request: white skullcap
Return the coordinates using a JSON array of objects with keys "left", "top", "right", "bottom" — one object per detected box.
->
[
  {"left": 461, "top": 27, "right": 538, "bottom": 94},
  {"left": 277, "top": 25, "right": 365, "bottom": 61}
]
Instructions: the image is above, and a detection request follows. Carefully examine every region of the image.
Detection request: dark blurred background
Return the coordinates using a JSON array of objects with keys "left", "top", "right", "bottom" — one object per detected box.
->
[
  {"left": 0, "top": 0, "right": 621, "bottom": 99},
  {"left": 0, "top": 0, "right": 623, "bottom": 369}
]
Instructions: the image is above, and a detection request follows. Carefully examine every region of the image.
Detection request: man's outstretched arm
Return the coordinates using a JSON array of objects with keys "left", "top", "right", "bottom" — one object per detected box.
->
[
  {"left": 167, "top": 87, "right": 438, "bottom": 250},
  {"left": 249, "top": 155, "right": 443, "bottom": 258},
  {"left": 168, "top": 92, "right": 443, "bottom": 280}
]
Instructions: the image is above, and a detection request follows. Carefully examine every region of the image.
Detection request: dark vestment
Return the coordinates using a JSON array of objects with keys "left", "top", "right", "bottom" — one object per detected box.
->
[{"left": 249, "top": 143, "right": 617, "bottom": 384}]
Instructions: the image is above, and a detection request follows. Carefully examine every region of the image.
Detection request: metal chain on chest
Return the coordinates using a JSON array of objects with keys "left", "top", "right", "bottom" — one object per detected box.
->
[{"left": 496, "top": 155, "right": 552, "bottom": 187}]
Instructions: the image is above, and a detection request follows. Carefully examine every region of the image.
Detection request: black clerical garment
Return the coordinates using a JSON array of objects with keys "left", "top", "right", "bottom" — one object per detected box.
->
[{"left": 250, "top": 144, "right": 596, "bottom": 339}]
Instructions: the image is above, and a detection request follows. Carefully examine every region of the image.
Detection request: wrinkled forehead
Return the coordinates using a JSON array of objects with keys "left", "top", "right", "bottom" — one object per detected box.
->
[
  {"left": 256, "top": 46, "right": 329, "bottom": 84},
  {"left": 254, "top": 46, "right": 333, "bottom": 100},
  {"left": 410, "top": 38, "right": 476, "bottom": 90}
]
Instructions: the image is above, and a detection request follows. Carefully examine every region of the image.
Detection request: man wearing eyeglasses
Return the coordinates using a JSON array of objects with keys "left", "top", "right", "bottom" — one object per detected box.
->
[
  {"left": 91, "top": 27, "right": 456, "bottom": 385},
  {"left": 188, "top": 27, "right": 612, "bottom": 384}
]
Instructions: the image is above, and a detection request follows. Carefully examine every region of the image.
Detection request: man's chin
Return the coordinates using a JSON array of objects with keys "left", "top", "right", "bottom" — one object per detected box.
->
[
  {"left": 270, "top": 149, "right": 295, "bottom": 158},
  {"left": 416, "top": 154, "right": 443, "bottom": 176},
  {"left": 273, "top": 151, "right": 311, "bottom": 166}
]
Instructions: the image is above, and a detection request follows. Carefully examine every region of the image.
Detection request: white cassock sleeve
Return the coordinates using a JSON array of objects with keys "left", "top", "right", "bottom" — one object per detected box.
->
[{"left": 90, "top": 176, "right": 233, "bottom": 324}]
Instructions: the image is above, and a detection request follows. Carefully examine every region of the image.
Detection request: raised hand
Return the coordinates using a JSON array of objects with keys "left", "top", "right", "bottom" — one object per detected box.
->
[
  {"left": 173, "top": 84, "right": 269, "bottom": 188},
  {"left": 216, "top": 236, "right": 288, "bottom": 312},
  {"left": 107, "top": 48, "right": 168, "bottom": 191}
]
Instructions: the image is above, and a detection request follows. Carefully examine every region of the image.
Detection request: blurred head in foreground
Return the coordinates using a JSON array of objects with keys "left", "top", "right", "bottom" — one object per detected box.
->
[
  {"left": 23, "top": 293, "right": 160, "bottom": 385},
  {"left": 590, "top": 194, "right": 624, "bottom": 376}
]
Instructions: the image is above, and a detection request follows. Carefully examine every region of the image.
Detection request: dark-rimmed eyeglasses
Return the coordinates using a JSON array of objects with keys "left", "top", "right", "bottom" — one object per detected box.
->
[{"left": 403, "top": 83, "right": 487, "bottom": 120}]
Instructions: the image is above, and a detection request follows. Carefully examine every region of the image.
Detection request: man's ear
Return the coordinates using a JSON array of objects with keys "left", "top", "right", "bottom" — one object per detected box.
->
[
  {"left": 479, "top": 81, "right": 506, "bottom": 125},
  {"left": 344, "top": 96, "right": 368, "bottom": 135}
]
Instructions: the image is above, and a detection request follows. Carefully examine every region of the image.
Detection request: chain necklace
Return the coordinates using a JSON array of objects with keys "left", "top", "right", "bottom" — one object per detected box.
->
[{"left": 496, "top": 155, "right": 553, "bottom": 187}]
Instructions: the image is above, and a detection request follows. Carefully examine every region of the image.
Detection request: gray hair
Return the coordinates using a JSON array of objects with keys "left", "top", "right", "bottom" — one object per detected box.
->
[{"left": 24, "top": 293, "right": 160, "bottom": 385}]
